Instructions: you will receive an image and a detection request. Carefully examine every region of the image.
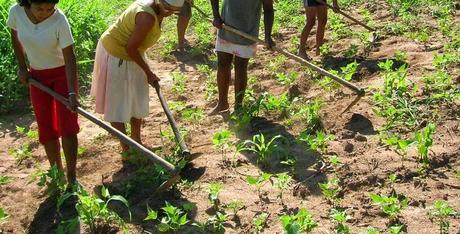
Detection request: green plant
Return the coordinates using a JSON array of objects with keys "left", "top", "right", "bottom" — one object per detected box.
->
[
  {"left": 171, "top": 72, "right": 187, "bottom": 94},
  {"left": 263, "top": 92, "right": 291, "bottom": 115},
  {"left": 37, "top": 165, "right": 66, "bottom": 194},
  {"left": 369, "top": 193, "right": 408, "bottom": 221},
  {"left": 276, "top": 71, "right": 299, "bottom": 86},
  {"left": 429, "top": 200, "right": 458, "bottom": 233},
  {"left": 330, "top": 209, "right": 350, "bottom": 234},
  {"left": 59, "top": 185, "right": 131, "bottom": 233},
  {"left": 254, "top": 212, "right": 269, "bottom": 233},
  {"left": 393, "top": 50, "right": 408, "bottom": 63},
  {"left": 145, "top": 201, "right": 189, "bottom": 233},
  {"left": 414, "top": 123, "right": 435, "bottom": 173},
  {"left": 246, "top": 173, "right": 272, "bottom": 200},
  {"left": 0, "top": 175, "right": 11, "bottom": 185},
  {"left": 319, "top": 178, "right": 341, "bottom": 206},
  {"left": 329, "top": 155, "right": 342, "bottom": 169},
  {"left": 208, "top": 183, "right": 223, "bottom": 210},
  {"left": 193, "top": 211, "right": 228, "bottom": 234},
  {"left": 241, "top": 133, "right": 283, "bottom": 165},
  {"left": 289, "top": 98, "right": 323, "bottom": 133},
  {"left": 0, "top": 207, "right": 8, "bottom": 224},
  {"left": 8, "top": 143, "right": 32, "bottom": 164},
  {"left": 366, "top": 226, "right": 380, "bottom": 234},
  {"left": 274, "top": 173, "right": 292, "bottom": 204},
  {"left": 279, "top": 208, "right": 318, "bottom": 233},
  {"left": 224, "top": 200, "right": 244, "bottom": 217},
  {"left": 320, "top": 42, "right": 332, "bottom": 57},
  {"left": 298, "top": 131, "right": 335, "bottom": 154},
  {"left": 456, "top": 172, "right": 460, "bottom": 180},
  {"left": 339, "top": 61, "right": 359, "bottom": 81},
  {"left": 181, "top": 106, "right": 205, "bottom": 123},
  {"left": 212, "top": 129, "right": 232, "bottom": 162},
  {"left": 344, "top": 44, "right": 359, "bottom": 58},
  {"left": 388, "top": 225, "right": 404, "bottom": 234}
]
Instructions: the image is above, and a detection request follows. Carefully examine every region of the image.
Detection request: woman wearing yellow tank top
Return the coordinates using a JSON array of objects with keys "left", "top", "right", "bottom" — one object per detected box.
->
[{"left": 91, "top": 0, "right": 184, "bottom": 154}]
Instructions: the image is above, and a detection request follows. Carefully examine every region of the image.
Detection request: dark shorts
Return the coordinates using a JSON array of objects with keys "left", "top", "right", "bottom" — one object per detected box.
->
[
  {"left": 178, "top": 1, "right": 192, "bottom": 18},
  {"left": 304, "top": 0, "right": 326, "bottom": 7}
]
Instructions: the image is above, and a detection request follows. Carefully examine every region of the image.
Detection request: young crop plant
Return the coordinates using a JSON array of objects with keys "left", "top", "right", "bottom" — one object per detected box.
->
[
  {"left": 224, "top": 200, "right": 244, "bottom": 217},
  {"left": 279, "top": 208, "right": 318, "bottom": 233},
  {"left": 207, "top": 183, "right": 223, "bottom": 210},
  {"left": 428, "top": 200, "right": 458, "bottom": 233},
  {"left": 0, "top": 175, "right": 11, "bottom": 186},
  {"left": 369, "top": 193, "right": 408, "bottom": 221},
  {"left": 212, "top": 129, "right": 232, "bottom": 163},
  {"left": 263, "top": 92, "right": 291, "bottom": 116},
  {"left": 319, "top": 177, "right": 342, "bottom": 206},
  {"left": 274, "top": 172, "right": 292, "bottom": 204},
  {"left": 329, "top": 155, "right": 342, "bottom": 170},
  {"left": 181, "top": 106, "right": 205, "bottom": 123},
  {"left": 145, "top": 201, "right": 189, "bottom": 233},
  {"left": 366, "top": 226, "right": 380, "bottom": 234},
  {"left": 298, "top": 130, "right": 335, "bottom": 154},
  {"left": 241, "top": 133, "right": 283, "bottom": 166},
  {"left": 171, "top": 72, "right": 187, "bottom": 94},
  {"left": 330, "top": 208, "right": 350, "bottom": 234},
  {"left": 8, "top": 143, "right": 32, "bottom": 164},
  {"left": 276, "top": 71, "right": 299, "bottom": 86},
  {"left": 388, "top": 225, "right": 404, "bottom": 234},
  {"left": 58, "top": 185, "right": 131, "bottom": 234},
  {"left": 289, "top": 98, "right": 323, "bottom": 134},
  {"left": 246, "top": 173, "right": 272, "bottom": 201},
  {"left": 0, "top": 207, "right": 8, "bottom": 224},
  {"left": 414, "top": 123, "right": 435, "bottom": 174},
  {"left": 268, "top": 55, "right": 287, "bottom": 74},
  {"left": 193, "top": 211, "right": 228, "bottom": 234},
  {"left": 37, "top": 165, "right": 66, "bottom": 194},
  {"left": 339, "top": 61, "right": 359, "bottom": 81},
  {"left": 253, "top": 212, "right": 269, "bottom": 233},
  {"left": 329, "top": 13, "right": 351, "bottom": 40},
  {"left": 344, "top": 44, "right": 359, "bottom": 58}
]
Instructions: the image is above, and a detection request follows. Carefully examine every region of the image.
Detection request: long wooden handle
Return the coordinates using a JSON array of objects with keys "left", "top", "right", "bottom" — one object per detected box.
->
[
  {"left": 192, "top": 5, "right": 365, "bottom": 96},
  {"left": 315, "top": 0, "right": 376, "bottom": 32},
  {"left": 29, "top": 78, "right": 178, "bottom": 174},
  {"left": 151, "top": 81, "right": 190, "bottom": 157}
]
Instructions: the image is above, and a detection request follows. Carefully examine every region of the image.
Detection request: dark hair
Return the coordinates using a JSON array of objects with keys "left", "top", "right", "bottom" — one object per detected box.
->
[{"left": 18, "top": 0, "right": 59, "bottom": 8}]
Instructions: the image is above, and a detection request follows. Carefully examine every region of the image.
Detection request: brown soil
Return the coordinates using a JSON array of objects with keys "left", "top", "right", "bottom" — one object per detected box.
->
[{"left": 1, "top": 2, "right": 459, "bottom": 234}]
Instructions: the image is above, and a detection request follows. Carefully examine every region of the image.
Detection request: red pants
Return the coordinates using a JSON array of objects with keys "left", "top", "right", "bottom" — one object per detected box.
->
[{"left": 29, "top": 66, "right": 79, "bottom": 143}]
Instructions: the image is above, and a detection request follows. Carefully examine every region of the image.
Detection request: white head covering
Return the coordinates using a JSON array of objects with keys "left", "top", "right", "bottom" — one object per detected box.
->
[{"left": 163, "top": 0, "right": 184, "bottom": 8}]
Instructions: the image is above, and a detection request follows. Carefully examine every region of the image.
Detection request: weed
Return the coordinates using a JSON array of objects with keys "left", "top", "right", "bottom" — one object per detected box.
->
[
  {"left": 329, "top": 155, "right": 342, "bottom": 169},
  {"left": 8, "top": 144, "right": 32, "bottom": 164},
  {"left": 77, "top": 146, "right": 88, "bottom": 157},
  {"left": 268, "top": 55, "right": 287, "bottom": 74},
  {"left": 429, "top": 200, "right": 458, "bottom": 233},
  {"left": 320, "top": 42, "right": 332, "bottom": 57},
  {"left": 279, "top": 208, "right": 318, "bottom": 233},
  {"left": 224, "top": 200, "right": 244, "bottom": 217},
  {"left": 253, "top": 212, "right": 269, "bottom": 233},
  {"left": 193, "top": 211, "right": 228, "bottom": 234},
  {"left": 393, "top": 50, "right": 408, "bottom": 63},
  {"left": 414, "top": 123, "right": 435, "bottom": 173},
  {"left": 37, "top": 165, "right": 66, "bottom": 194},
  {"left": 298, "top": 131, "right": 335, "bottom": 154},
  {"left": 181, "top": 106, "right": 205, "bottom": 123},
  {"left": 369, "top": 193, "right": 408, "bottom": 221},
  {"left": 288, "top": 98, "right": 323, "bottom": 133},
  {"left": 171, "top": 72, "right": 187, "bottom": 94},
  {"left": 276, "top": 71, "right": 299, "bottom": 86}
]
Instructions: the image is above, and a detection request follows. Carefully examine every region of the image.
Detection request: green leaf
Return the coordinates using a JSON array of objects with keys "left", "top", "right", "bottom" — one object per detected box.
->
[
  {"left": 157, "top": 222, "right": 170, "bottom": 232},
  {"left": 246, "top": 176, "right": 258, "bottom": 185},
  {"left": 369, "top": 193, "right": 383, "bottom": 203},
  {"left": 101, "top": 186, "right": 110, "bottom": 198},
  {"left": 145, "top": 207, "right": 158, "bottom": 221}
]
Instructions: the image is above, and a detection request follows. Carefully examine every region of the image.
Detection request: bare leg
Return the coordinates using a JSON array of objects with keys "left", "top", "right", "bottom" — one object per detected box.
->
[
  {"left": 61, "top": 134, "right": 78, "bottom": 184},
  {"left": 130, "top": 118, "right": 142, "bottom": 144},
  {"left": 299, "top": 7, "right": 317, "bottom": 59},
  {"left": 43, "top": 139, "right": 64, "bottom": 172},
  {"left": 315, "top": 5, "right": 328, "bottom": 56},
  {"left": 233, "top": 56, "right": 249, "bottom": 111},
  {"left": 177, "top": 12, "right": 191, "bottom": 51},
  {"left": 111, "top": 122, "right": 129, "bottom": 152},
  {"left": 209, "top": 51, "right": 233, "bottom": 115}
]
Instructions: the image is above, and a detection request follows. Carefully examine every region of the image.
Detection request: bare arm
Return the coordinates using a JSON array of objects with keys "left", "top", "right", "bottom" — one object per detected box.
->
[
  {"left": 10, "top": 29, "right": 29, "bottom": 84},
  {"left": 262, "top": 0, "right": 275, "bottom": 49},
  {"left": 210, "top": 0, "right": 223, "bottom": 28},
  {"left": 62, "top": 45, "right": 78, "bottom": 110},
  {"left": 126, "top": 12, "right": 159, "bottom": 84}
]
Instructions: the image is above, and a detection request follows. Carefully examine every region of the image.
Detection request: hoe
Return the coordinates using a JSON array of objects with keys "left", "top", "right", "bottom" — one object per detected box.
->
[{"left": 29, "top": 78, "right": 197, "bottom": 194}]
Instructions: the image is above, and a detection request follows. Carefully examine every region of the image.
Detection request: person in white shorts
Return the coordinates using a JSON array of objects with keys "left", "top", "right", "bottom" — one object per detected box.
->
[
  {"left": 91, "top": 0, "right": 184, "bottom": 153},
  {"left": 209, "top": 0, "right": 275, "bottom": 115}
]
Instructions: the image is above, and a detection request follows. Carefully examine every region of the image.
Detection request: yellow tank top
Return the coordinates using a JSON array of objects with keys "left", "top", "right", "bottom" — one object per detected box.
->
[{"left": 101, "top": 1, "right": 161, "bottom": 60}]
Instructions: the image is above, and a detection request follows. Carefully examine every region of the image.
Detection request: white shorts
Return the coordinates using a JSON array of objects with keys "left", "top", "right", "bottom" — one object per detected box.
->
[
  {"left": 90, "top": 41, "right": 149, "bottom": 123},
  {"left": 215, "top": 36, "right": 257, "bottom": 59}
]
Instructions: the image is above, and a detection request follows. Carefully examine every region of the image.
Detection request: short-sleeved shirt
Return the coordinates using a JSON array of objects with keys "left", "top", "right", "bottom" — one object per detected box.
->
[
  {"left": 7, "top": 4, "right": 74, "bottom": 70},
  {"left": 101, "top": 0, "right": 161, "bottom": 61},
  {"left": 218, "top": 0, "right": 262, "bottom": 46}
]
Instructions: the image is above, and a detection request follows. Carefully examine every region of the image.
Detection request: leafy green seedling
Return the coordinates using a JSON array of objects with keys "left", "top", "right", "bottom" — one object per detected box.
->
[
  {"left": 8, "top": 144, "right": 32, "bottom": 164},
  {"left": 171, "top": 72, "right": 187, "bottom": 94},
  {"left": 429, "top": 200, "right": 458, "bottom": 233},
  {"left": 212, "top": 129, "right": 232, "bottom": 162},
  {"left": 319, "top": 178, "right": 341, "bottom": 206},
  {"left": 388, "top": 224, "right": 404, "bottom": 234},
  {"left": 0, "top": 207, "right": 8, "bottom": 223},
  {"left": 298, "top": 131, "right": 335, "bottom": 154},
  {"left": 456, "top": 172, "right": 460, "bottom": 180},
  {"left": 181, "top": 106, "right": 205, "bottom": 123},
  {"left": 415, "top": 123, "right": 435, "bottom": 174},
  {"left": 330, "top": 208, "right": 350, "bottom": 234},
  {"left": 193, "top": 211, "right": 228, "bottom": 234},
  {"left": 0, "top": 176, "right": 11, "bottom": 186},
  {"left": 274, "top": 173, "right": 292, "bottom": 204},
  {"left": 254, "top": 212, "right": 269, "bottom": 233},
  {"left": 369, "top": 193, "right": 408, "bottom": 221},
  {"left": 241, "top": 133, "right": 283, "bottom": 166},
  {"left": 329, "top": 155, "right": 342, "bottom": 169},
  {"left": 38, "top": 165, "right": 66, "bottom": 194},
  {"left": 366, "top": 226, "right": 380, "bottom": 234},
  {"left": 156, "top": 202, "right": 189, "bottom": 233},
  {"left": 246, "top": 173, "right": 272, "bottom": 200},
  {"left": 279, "top": 208, "right": 318, "bottom": 233},
  {"left": 208, "top": 183, "right": 223, "bottom": 210},
  {"left": 224, "top": 200, "right": 244, "bottom": 217},
  {"left": 144, "top": 206, "right": 158, "bottom": 221}
]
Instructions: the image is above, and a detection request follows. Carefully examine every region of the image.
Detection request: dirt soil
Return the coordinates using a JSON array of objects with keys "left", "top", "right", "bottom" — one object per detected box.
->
[{"left": 1, "top": 2, "right": 459, "bottom": 234}]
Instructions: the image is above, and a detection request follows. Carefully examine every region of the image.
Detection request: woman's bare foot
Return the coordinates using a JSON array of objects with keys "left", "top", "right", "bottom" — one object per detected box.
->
[
  {"left": 208, "top": 103, "right": 230, "bottom": 116},
  {"left": 298, "top": 50, "right": 310, "bottom": 60}
]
